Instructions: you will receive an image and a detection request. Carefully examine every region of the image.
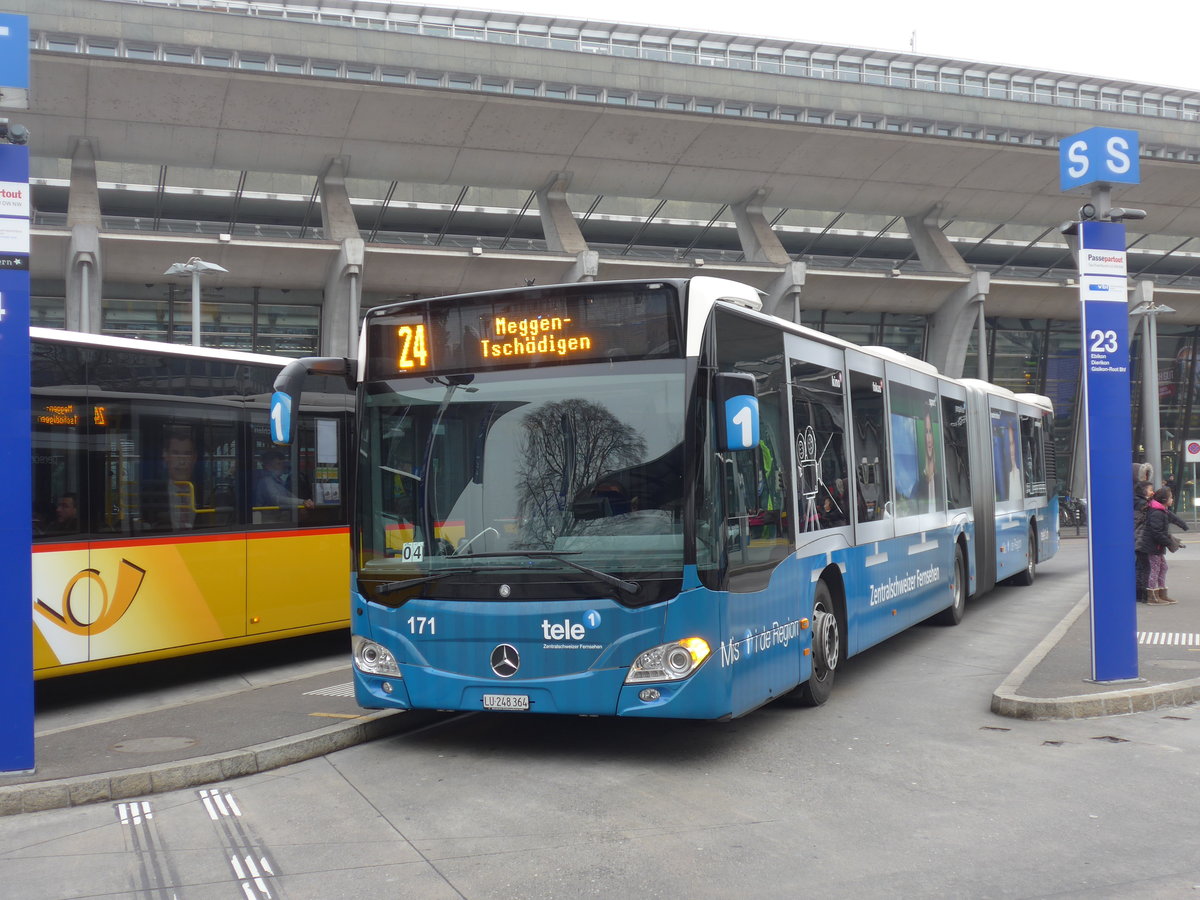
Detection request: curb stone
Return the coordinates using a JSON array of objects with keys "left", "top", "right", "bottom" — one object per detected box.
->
[
  {"left": 0, "top": 709, "right": 439, "bottom": 817},
  {"left": 991, "top": 592, "right": 1200, "bottom": 720}
]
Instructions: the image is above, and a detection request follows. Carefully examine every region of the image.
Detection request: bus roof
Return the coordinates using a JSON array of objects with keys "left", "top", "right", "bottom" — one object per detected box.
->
[{"left": 31, "top": 327, "right": 292, "bottom": 369}]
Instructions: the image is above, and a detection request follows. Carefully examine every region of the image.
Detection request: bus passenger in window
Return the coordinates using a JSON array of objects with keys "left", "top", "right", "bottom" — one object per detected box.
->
[
  {"left": 49, "top": 492, "right": 80, "bottom": 534},
  {"left": 254, "top": 449, "right": 315, "bottom": 512},
  {"left": 143, "top": 428, "right": 199, "bottom": 530}
]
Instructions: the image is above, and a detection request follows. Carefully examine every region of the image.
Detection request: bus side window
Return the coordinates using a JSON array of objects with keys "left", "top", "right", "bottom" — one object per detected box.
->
[
  {"left": 1020, "top": 415, "right": 1046, "bottom": 497},
  {"left": 32, "top": 340, "right": 88, "bottom": 540},
  {"left": 712, "top": 309, "right": 792, "bottom": 590},
  {"left": 941, "top": 398, "right": 971, "bottom": 509},
  {"left": 849, "top": 371, "right": 890, "bottom": 522},
  {"left": 991, "top": 410, "right": 1022, "bottom": 503},
  {"left": 888, "top": 381, "right": 942, "bottom": 518},
  {"left": 790, "top": 360, "right": 849, "bottom": 532}
]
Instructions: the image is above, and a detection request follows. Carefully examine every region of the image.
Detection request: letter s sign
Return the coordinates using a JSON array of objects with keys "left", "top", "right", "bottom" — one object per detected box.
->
[
  {"left": 1105, "top": 135, "right": 1131, "bottom": 175},
  {"left": 1060, "top": 127, "right": 1140, "bottom": 191},
  {"left": 1066, "top": 139, "right": 1089, "bottom": 180}
]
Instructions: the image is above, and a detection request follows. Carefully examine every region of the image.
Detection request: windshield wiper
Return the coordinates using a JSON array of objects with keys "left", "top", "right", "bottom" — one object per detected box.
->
[
  {"left": 375, "top": 569, "right": 474, "bottom": 595},
  {"left": 464, "top": 551, "right": 641, "bottom": 596}
]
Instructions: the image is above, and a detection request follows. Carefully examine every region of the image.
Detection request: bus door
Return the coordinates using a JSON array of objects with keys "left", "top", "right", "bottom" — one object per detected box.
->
[
  {"left": 784, "top": 335, "right": 851, "bottom": 550},
  {"left": 884, "top": 364, "right": 950, "bottom": 627},
  {"left": 246, "top": 400, "right": 350, "bottom": 635},
  {"left": 940, "top": 383, "right": 975, "bottom": 594},
  {"left": 31, "top": 339, "right": 92, "bottom": 671},
  {"left": 1018, "top": 405, "right": 1054, "bottom": 561},
  {"left": 844, "top": 350, "right": 894, "bottom": 650},
  {"left": 710, "top": 309, "right": 796, "bottom": 711},
  {"left": 988, "top": 397, "right": 1029, "bottom": 581}
]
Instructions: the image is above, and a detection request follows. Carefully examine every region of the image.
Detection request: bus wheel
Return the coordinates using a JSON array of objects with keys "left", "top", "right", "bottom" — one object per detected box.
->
[
  {"left": 796, "top": 581, "right": 840, "bottom": 707},
  {"left": 1012, "top": 526, "right": 1037, "bottom": 586},
  {"left": 933, "top": 544, "right": 967, "bottom": 626}
]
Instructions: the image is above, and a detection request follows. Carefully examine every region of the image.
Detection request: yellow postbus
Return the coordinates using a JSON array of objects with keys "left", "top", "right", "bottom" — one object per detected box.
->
[{"left": 31, "top": 328, "right": 353, "bottom": 677}]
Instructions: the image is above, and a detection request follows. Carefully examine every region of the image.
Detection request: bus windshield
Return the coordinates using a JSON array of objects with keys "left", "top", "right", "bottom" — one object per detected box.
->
[{"left": 357, "top": 360, "right": 687, "bottom": 602}]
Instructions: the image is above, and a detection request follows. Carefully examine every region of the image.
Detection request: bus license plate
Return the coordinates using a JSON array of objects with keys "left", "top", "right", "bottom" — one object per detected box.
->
[{"left": 482, "top": 694, "right": 529, "bottom": 711}]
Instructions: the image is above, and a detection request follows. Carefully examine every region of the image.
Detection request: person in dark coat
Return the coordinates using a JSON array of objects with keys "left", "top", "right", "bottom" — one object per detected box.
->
[
  {"left": 1133, "top": 480, "right": 1154, "bottom": 602},
  {"left": 1160, "top": 487, "right": 1190, "bottom": 602},
  {"left": 1137, "top": 487, "right": 1186, "bottom": 604}
]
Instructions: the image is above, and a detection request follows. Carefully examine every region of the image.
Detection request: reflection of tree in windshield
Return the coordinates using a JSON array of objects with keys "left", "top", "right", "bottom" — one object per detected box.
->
[{"left": 516, "top": 399, "right": 646, "bottom": 548}]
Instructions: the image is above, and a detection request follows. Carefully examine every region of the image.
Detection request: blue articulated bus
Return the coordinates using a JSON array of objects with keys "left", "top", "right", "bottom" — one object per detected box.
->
[{"left": 273, "top": 277, "right": 1059, "bottom": 719}]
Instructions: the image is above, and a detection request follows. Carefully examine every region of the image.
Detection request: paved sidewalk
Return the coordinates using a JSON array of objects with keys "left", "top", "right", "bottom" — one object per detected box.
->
[
  {"left": 3, "top": 535, "right": 1199, "bottom": 818},
  {"left": 992, "top": 536, "right": 1200, "bottom": 719},
  {"left": 0, "top": 663, "right": 442, "bottom": 817}
]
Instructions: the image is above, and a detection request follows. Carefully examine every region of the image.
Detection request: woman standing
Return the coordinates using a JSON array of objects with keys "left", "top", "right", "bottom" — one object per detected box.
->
[
  {"left": 1138, "top": 487, "right": 1184, "bottom": 605},
  {"left": 1134, "top": 481, "right": 1154, "bottom": 602}
]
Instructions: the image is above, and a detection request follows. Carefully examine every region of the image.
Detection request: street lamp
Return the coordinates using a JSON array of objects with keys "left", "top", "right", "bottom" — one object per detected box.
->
[{"left": 164, "top": 257, "right": 228, "bottom": 346}]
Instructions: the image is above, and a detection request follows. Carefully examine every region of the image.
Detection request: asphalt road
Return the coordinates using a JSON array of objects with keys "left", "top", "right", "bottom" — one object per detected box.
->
[{"left": 3, "top": 542, "right": 1199, "bottom": 899}]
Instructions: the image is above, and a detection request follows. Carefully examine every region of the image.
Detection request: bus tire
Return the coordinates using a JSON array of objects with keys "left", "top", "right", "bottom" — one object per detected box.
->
[
  {"left": 933, "top": 544, "right": 967, "bottom": 626},
  {"left": 795, "top": 580, "right": 840, "bottom": 707},
  {"left": 1011, "top": 525, "right": 1037, "bottom": 586}
]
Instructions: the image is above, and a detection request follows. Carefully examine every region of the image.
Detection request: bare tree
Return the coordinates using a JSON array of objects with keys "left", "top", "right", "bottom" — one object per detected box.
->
[{"left": 516, "top": 399, "right": 645, "bottom": 547}]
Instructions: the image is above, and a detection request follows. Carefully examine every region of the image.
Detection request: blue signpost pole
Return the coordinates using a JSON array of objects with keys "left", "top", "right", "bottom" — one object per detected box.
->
[
  {"left": 1078, "top": 222, "right": 1138, "bottom": 682},
  {"left": 0, "top": 147, "right": 32, "bottom": 771},
  {"left": 0, "top": 12, "right": 34, "bottom": 773},
  {"left": 1060, "top": 125, "right": 1141, "bottom": 683}
]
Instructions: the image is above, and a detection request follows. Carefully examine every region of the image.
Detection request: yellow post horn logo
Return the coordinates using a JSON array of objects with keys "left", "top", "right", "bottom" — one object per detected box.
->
[{"left": 35, "top": 559, "right": 147, "bottom": 636}]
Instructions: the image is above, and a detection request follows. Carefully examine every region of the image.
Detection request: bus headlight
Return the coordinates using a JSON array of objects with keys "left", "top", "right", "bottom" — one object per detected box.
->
[
  {"left": 353, "top": 635, "right": 401, "bottom": 677},
  {"left": 625, "top": 637, "right": 710, "bottom": 683}
]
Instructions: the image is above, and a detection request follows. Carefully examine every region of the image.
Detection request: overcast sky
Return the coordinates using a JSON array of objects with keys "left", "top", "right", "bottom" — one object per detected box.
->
[{"left": 465, "top": 0, "right": 1200, "bottom": 92}]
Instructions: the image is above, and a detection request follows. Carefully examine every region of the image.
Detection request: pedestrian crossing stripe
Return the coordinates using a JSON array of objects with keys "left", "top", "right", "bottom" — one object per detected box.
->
[{"left": 1137, "top": 632, "right": 1200, "bottom": 646}]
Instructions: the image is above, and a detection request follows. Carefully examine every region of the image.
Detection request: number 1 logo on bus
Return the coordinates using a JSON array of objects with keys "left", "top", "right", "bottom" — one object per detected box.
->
[{"left": 269, "top": 390, "right": 292, "bottom": 444}]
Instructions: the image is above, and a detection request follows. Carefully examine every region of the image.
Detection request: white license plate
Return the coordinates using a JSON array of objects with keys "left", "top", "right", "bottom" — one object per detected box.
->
[{"left": 482, "top": 693, "right": 529, "bottom": 711}]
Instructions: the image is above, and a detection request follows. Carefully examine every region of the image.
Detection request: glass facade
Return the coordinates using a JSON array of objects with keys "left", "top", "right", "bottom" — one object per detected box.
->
[
  {"left": 955, "top": 317, "right": 1200, "bottom": 524},
  {"left": 32, "top": 284, "right": 322, "bottom": 357}
]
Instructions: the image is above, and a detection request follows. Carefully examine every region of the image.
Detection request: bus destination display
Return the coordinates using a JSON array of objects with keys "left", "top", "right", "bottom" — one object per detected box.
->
[{"left": 367, "top": 284, "right": 681, "bottom": 378}]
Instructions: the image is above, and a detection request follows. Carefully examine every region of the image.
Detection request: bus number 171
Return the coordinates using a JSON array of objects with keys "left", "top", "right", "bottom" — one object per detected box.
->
[{"left": 408, "top": 616, "right": 437, "bottom": 635}]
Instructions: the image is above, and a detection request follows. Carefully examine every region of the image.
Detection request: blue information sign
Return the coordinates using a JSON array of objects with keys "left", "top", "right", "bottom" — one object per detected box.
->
[
  {"left": 0, "top": 14, "right": 30, "bottom": 109},
  {"left": 1060, "top": 127, "right": 1140, "bottom": 191},
  {"left": 1078, "top": 220, "right": 1137, "bottom": 682},
  {"left": 0, "top": 140, "right": 32, "bottom": 772}
]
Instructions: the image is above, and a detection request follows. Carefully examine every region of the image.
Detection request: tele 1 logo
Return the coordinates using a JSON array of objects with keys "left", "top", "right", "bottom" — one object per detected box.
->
[{"left": 541, "top": 610, "right": 601, "bottom": 640}]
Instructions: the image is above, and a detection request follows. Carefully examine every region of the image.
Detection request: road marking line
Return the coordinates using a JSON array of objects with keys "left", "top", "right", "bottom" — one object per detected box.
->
[
  {"left": 303, "top": 682, "right": 355, "bottom": 697},
  {"left": 1137, "top": 632, "right": 1200, "bottom": 646}
]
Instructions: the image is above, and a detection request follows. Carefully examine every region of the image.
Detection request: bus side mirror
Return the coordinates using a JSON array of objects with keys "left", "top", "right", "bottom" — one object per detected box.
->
[
  {"left": 714, "top": 372, "right": 759, "bottom": 452},
  {"left": 271, "top": 357, "right": 355, "bottom": 446}
]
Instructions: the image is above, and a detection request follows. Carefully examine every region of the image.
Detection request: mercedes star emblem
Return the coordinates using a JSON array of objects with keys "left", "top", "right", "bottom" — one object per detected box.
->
[{"left": 490, "top": 643, "right": 520, "bottom": 678}]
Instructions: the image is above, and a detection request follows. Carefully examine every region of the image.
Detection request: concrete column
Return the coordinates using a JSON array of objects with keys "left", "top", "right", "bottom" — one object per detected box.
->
[
  {"left": 321, "top": 239, "right": 364, "bottom": 358},
  {"left": 564, "top": 250, "right": 599, "bottom": 282},
  {"left": 536, "top": 172, "right": 588, "bottom": 255},
  {"left": 731, "top": 188, "right": 791, "bottom": 265},
  {"left": 762, "top": 261, "right": 807, "bottom": 322},
  {"left": 65, "top": 139, "right": 103, "bottom": 333},
  {"left": 903, "top": 205, "right": 972, "bottom": 275},
  {"left": 924, "top": 271, "right": 990, "bottom": 378},
  {"left": 318, "top": 158, "right": 365, "bottom": 357}
]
